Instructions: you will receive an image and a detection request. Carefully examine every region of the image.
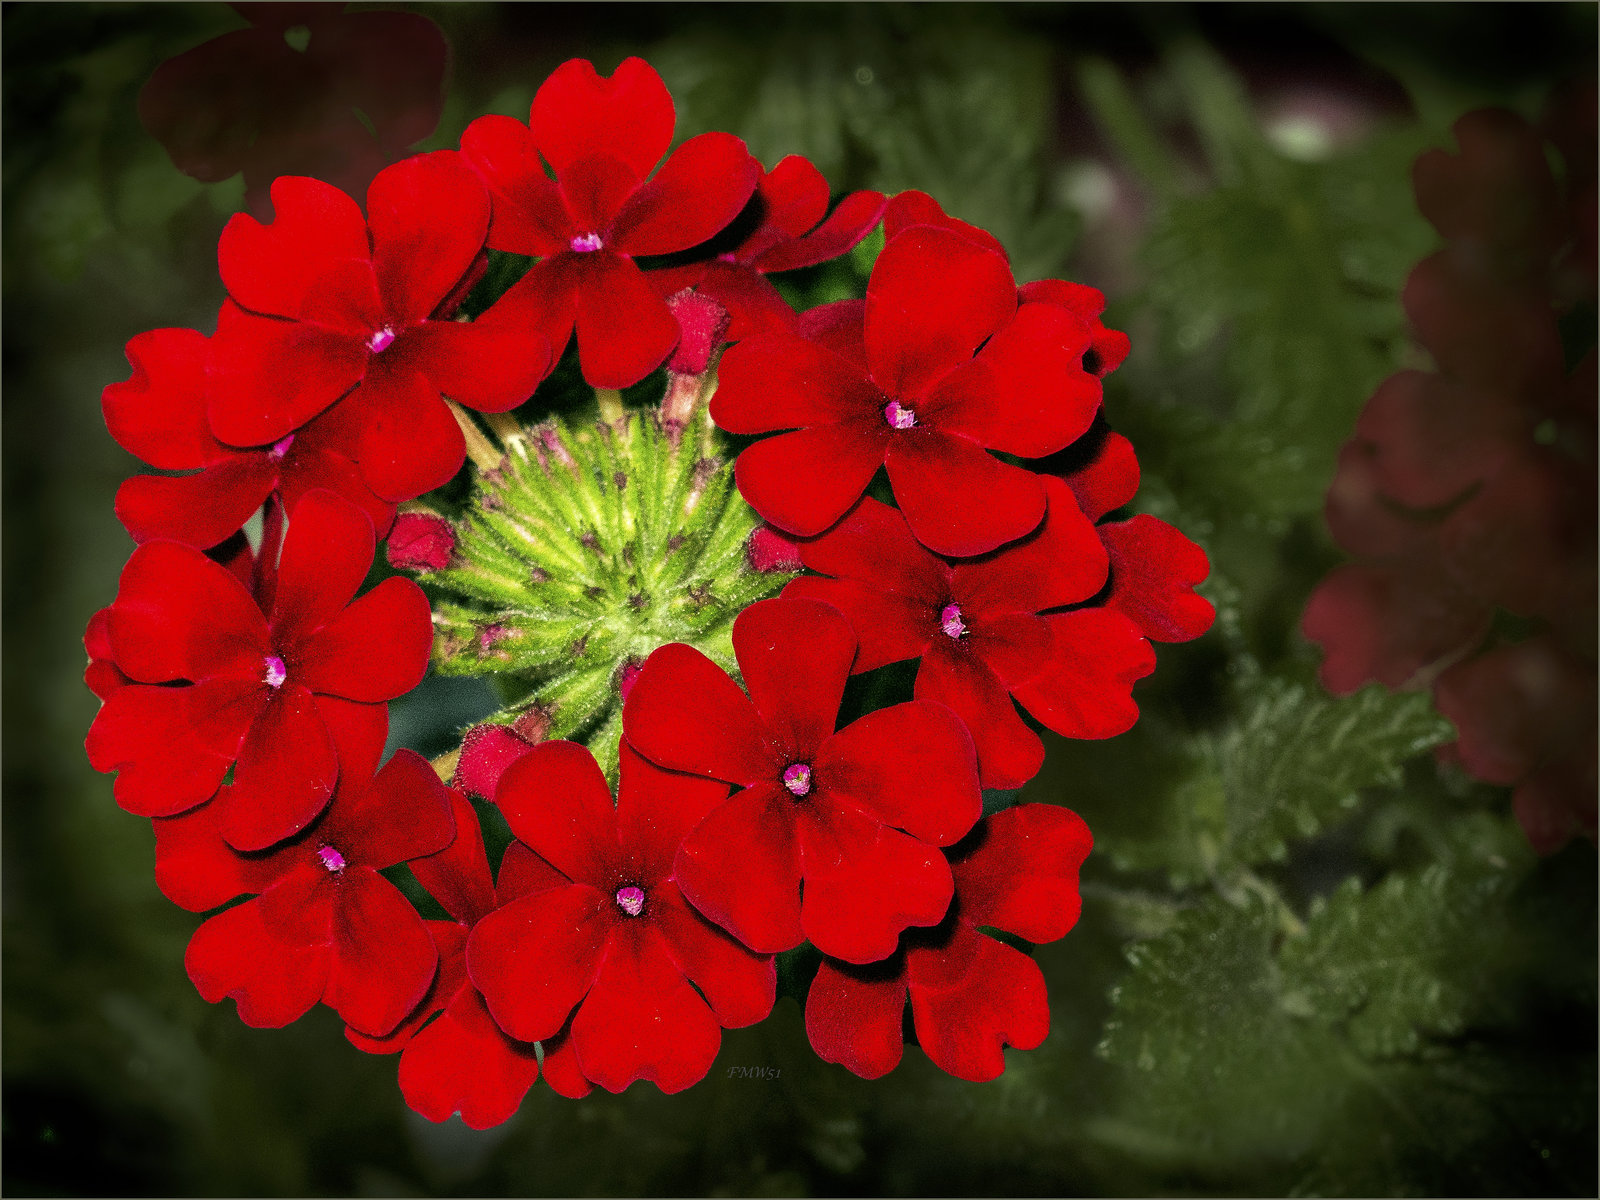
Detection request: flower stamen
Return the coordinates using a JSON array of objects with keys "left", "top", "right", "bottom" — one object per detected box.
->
[
  {"left": 884, "top": 400, "right": 917, "bottom": 429},
  {"left": 615, "top": 885, "right": 645, "bottom": 916},
  {"left": 317, "top": 845, "right": 346, "bottom": 872},
  {"left": 940, "top": 603, "right": 967, "bottom": 639},
  {"left": 263, "top": 655, "right": 287, "bottom": 688},
  {"left": 570, "top": 232, "right": 604, "bottom": 253},
  {"left": 782, "top": 762, "right": 813, "bottom": 797},
  {"left": 366, "top": 326, "right": 398, "bottom": 354}
]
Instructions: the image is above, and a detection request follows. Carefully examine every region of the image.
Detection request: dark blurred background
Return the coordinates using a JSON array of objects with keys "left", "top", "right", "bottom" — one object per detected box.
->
[{"left": 5, "top": 4, "right": 1595, "bottom": 1196}]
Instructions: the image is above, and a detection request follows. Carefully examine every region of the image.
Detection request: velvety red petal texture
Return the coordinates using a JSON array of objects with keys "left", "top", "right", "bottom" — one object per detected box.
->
[
  {"left": 277, "top": 434, "right": 396, "bottom": 542},
  {"left": 733, "top": 597, "right": 854, "bottom": 760},
  {"left": 347, "top": 920, "right": 466, "bottom": 1055},
  {"left": 153, "top": 796, "right": 296, "bottom": 912},
  {"left": 495, "top": 839, "right": 575, "bottom": 905},
  {"left": 468, "top": 885, "right": 611, "bottom": 1042},
  {"left": 614, "top": 741, "right": 731, "bottom": 883},
  {"left": 865, "top": 225, "right": 1016, "bottom": 400},
  {"left": 348, "top": 366, "right": 469, "bottom": 501},
  {"left": 884, "top": 430, "right": 1046, "bottom": 557},
  {"left": 672, "top": 783, "right": 803, "bottom": 954},
  {"left": 103, "top": 327, "right": 224, "bottom": 470},
  {"left": 399, "top": 987, "right": 541, "bottom": 1128},
  {"left": 325, "top": 865, "right": 440, "bottom": 1036},
  {"left": 950, "top": 805, "right": 1092, "bottom": 944},
  {"left": 612, "top": 132, "right": 759, "bottom": 256},
  {"left": 921, "top": 303, "right": 1098, "bottom": 458},
  {"left": 186, "top": 898, "right": 328, "bottom": 1028},
  {"left": 816, "top": 701, "right": 980, "bottom": 846},
  {"left": 735, "top": 423, "right": 888, "bottom": 538},
  {"left": 906, "top": 925, "right": 1049, "bottom": 1081},
  {"left": 798, "top": 299, "right": 869, "bottom": 368},
  {"left": 108, "top": 540, "right": 268, "bottom": 682},
  {"left": 401, "top": 306, "right": 553, "bottom": 413},
  {"left": 684, "top": 264, "right": 798, "bottom": 343},
  {"left": 493, "top": 741, "right": 619, "bottom": 884},
  {"left": 916, "top": 644, "right": 1045, "bottom": 791},
  {"left": 755, "top": 188, "right": 888, "bottom": 274},
  {"left": 321, "top": 748, "right": 456, "bottom": 870},
  {"left": 1099, "top": 515, "right": 1216, "bottom": 643},
  {"left": 881, "top": 189, "right": 1008, "bottom": 259},
  {"left": 290, "top": 576, "right": 432, "bottom": 702},
  {"left": 410, "top": 790, "right": 497, "bottom": 925},
  {"left": 221, "top": 685, "right": 339, "bottom": 850},
  {"left": 207, "top": 304, "right": 366, "bottom": 449},
  {"left": 624, "top": 642, "right": 776, "bottom": 786},
  {"left": 570, "top": 924, "right": 723, "bottom": 1094},
  {"left": 953, "top": 477, "right": 1109, "bottom": 617},
  {"left": 1010, "top": 609, "right": 1156, "bottom": 740},
  {"left": 783, "top": 576, "right": 935, "bottom": 675},
  {"left": 366, "top": 151, "right": 489, "bottom": 327},
  {"left": 539, "top": 1028, "right": 593, "bottom": 1098},
  {"left": 569, "top": 252, "right": 682, "bottom": 389},
  {"left": 218, "top": 176, "right": 371, "bottom": 319},
  {"left": 115, "top": 456, "right": 279, "bottom": 550},
  {"left": 804, "top": 958, "right": 907, "bottom": 1079},
  {"left": 529, "top": 57, "right": 674, "bottom": 180},
  {"left": 713, "top": 334, "right": 885, "bottom": 435},
  {"left": 1062, "top": 428, "right": 1140, "bottom": 522},
  {"left": 798, "top": 801, "right": 954, "bottom": 964},
  {"left": 84, "top": 608, "right": 131, "bottom": 701},
  {"left": 459, "top": 114, "right": 571, "bottom": 256},
  {"left": 270, "top": 486, "right": 379, "bottom": 647},
  {"left": 650, "top": 889, "right": 775, "bottom": 1028},
  {"left": 314, "top": 693, "right": 390, "bottom": 784}
]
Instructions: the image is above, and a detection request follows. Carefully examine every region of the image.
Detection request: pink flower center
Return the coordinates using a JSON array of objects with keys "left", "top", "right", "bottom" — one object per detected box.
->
[
  {"left": 782, "top": 762, "right": 813, "bottom": 797},
  {"left": 269, "top": 434, "right": 295, "bottom": 459},
  {"left": 317, "top": 845, "right": 346, "bottom": 872},
  {"left": 940, "top": 603, "right": 967, "bottom": 639},
  {"left": 366, "top": 326, "right": 397, "bottom": 354},
  {"left": 570, "top": 232, "right": 604, "bottom": 253},
  {"left": 615, "top": 885, "right": 646, "bottom": 917},
  {"left": 263, "top": 655, "right": 287, "bottom": 688},
  {"left": 884, "top": 400, "right": 917, "bottom": 429},
  {"left": 716, "top": 251, "right": 739, "bottom": 263}
]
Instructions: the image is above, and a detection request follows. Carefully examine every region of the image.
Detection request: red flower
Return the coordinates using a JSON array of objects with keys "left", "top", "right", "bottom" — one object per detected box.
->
[
  {"left": 347, "top": 791, "right": 590, "bottom": 1126},
  {"left": 460, "top": 57, "right": 760, "bottom": 388},
  {"left": 712, "top": 226, "right": 1099, "bottom": 555},
  {"left": 466, "top": 740, "right": 776, "bottom": 1094},
  {"left": 384, "top": 510, "right": 456, "bottom": 572},
  {"left": 103, "top": 326, "right": 392, "bottom": 549},
  {"left": 139, "top": 3, "right": 448, "bottom": 218},
  {"left": 86, "top": 489, "right": 431, "bottom": 849},
  {"left": 83, "top": 608, "right": 131, "bottom": 702},
  {"left": 174, "top": 746, "right": 454, "bottom": 1036},
  {"left": 783, "top": 487, "right": 1157, "bottom": 789},
  {"left": 649, "top": 155, "right": 886, "bottom": 341},
  {"left": 208, "top": 151, "right": 552, "bottom": 501},
  {"left": 805, "top": 803, "right": 1091, "bottom": 1081},
  {"left": 623, "top": 596, "right": 983, "bottom": 961}
]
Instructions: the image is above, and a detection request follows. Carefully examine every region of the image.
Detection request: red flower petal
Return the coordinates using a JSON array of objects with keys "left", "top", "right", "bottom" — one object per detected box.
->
[
  {"left": 222, "top": 684, "right": 338, "bottom": 850},
  {"left": 349, "top": 364, "right": 468, "bottom": 501},
  {"left": 325, "top": 865, "right": 440, "bottom": 1037},
  {"left": 366, "top": 151, "right": 489, "bottom": 328},
  {"left": 755, "top": 188, "right": 888, "bottom": 273},
  {"left": 624, "top": 643, "right": 776, "bottom": 786},
  {"left": 102, "top": 327, "right": 224, "bottom": 470},
  {"left": 950, "top": 805, "right": 1092, "bottom": 944},
  {"left": 952, "top": 476, "right": 1109, "bottom": 617},
  {"left": 570, "top": 252, "right": 681, "bottom": 389},
  {"left": 963, "top": 611, "right": 1052, "bottom": 689},
  {"left": 496, "top": 838, "right": 575, "bottom": 905},
  {"left": 321, "top": 748, "right": 456, "bottom": 870},
  {"left": 218, "top": 176, "right": 371, "bottom": 319},
  {"left": 347, "top": 920, "right": 466, "bottom": 1055},
  {"left": 290, "top": 576, "right": 431, "bottom": 702},
  {"left": 459, "top": 114, "right": 571, "bottom": 257},
  {"left": 493, "top": 741, "right": 619, "bottom": 884},
  {"left": 651, "top": 888, "right": 776, "bottom": 1029},
  {"left": 186, "top": 898, "right": 328, "bottom": 1028},
  {"left": 734, "top": 423, "right": 888, "bottom": 538},
  {"left": 732, "top": 597, "right": 854, "bottom": 760},
  {"left": 1010, "top": 609, "right": 1156, "bottom": 740},
  {"left": 689, "top": 264, "right": 798, "bottom": 342},
  {"left": 804, "top": 957, "right": 907, "bottom": 1079},
  {"left": 207, "top": 305, "right": 367, "bottom": 448},
  {"left": 277, "top": 432, "right": 396, "bottom": 540},
  {"left": 921, "top": 303, "right": 1098, "bottom": 458},
  {"left": 467, "top": 885, "right": 611, "bottom": 1042},
  {"left": 915, "top": 643, "right": 1044, "bottom": 791},
  {"left": 84, "top": 608, "right": 132, "bottom": 701},
  {"left": 817, "top": 700, "right": 980, "bottom": 846},
  {"left": 530, "top": 57, "right": 675, "bottom": 180},
  {"left": 108, "top": 540, "right": 269, "bottom": 682},
  {"left": 86, "top": 679, "right": 262, "bottom": 817},
  {"left": 115, "top": 456, "right": 278, "bottom": 549},
  {"left": 865, "top": 226, "right": 1016, "bottom": 399},
  {"left": 881, "top": 189, "right": 1007, "bottom": 258},
  {"left": 713, "top": 334, "right": 886, "bottom": 435},
  {"left": 672, "top": 783, "right": 803, "bottom": 954},
  {"left": 555, "top": 154, "right": 641, "bottom": 243},
  {"left": 798, "top": 299, "right": 869, "bottom": 368},
  {"left": 153, "top": 795, "right": 295, "bottom": 912},
  {"left": 268, "top": 487, "right": 377, "bottom": 645},
  {"left": 540, "top": 1027, "right": 594, "bottom": 1098},
  {"left": 1099, "top": 515, "right": 1216, "bottom": 643},
  {"left": 793, "top": 495, "right": 949, "bottom": 604},
  {"left": 401, "top": 305, "right": 553, "bottom": 414},
  {"left": 398, "top": 986, "right": 541, "bottom": 1129},
  {"left": 255, "top": 859, "right": 338, "bottom": 947},
  {"left": 906, "top": 924, "right": 1049, "bottom": 1081},
  {"left": 410, "top": 790, "right": 497, "bottom": 925},
  {"left": 783, "top": 575, "right": 935, "bottom": 674},
  {"left": 1061, "top": 428, "right": 1139, "bottom": 521},
  {"left": 314, "top": 693, "right": 389, "bottom": 784},
  {"left": 884, "top": 429, "right": 1046, "bottom": 557},
  {"left": 797, "top": 801, "right": 954, "bottom": 964},
  {"left": 570, "top": 923, "right": 722, "bottom": 1094},
  {"left": 614, "top": 740, "right": 731, "bottom": 883},
  {"left": 612, "top": 132, "right": 759, "bottom": 256}
]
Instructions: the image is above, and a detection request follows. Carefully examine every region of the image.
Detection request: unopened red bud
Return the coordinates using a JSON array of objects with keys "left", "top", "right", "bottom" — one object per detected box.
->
[
  {"left": 747, "top": 526, "right": 804, "bottom": 573},
  {"left": 666, "top": 289, "right": 730, "bottom": 375},
  {"left": 386, "top": 512, "right": 456, "bottom": 571},
  {"left": 453, "top": 722, "right": 538, "bottom": 801},
  {"left": 616, "top": 656, "right": 645, "bottom": 701}
]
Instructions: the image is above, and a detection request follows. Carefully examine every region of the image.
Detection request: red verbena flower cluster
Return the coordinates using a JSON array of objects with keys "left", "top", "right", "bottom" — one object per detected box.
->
[
  {"left": 1303, "top": 87, "right": 1598, "bottom": 854},
  {"left": 87, "top": 55, "right": 1214, "bottom": 1124}
]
